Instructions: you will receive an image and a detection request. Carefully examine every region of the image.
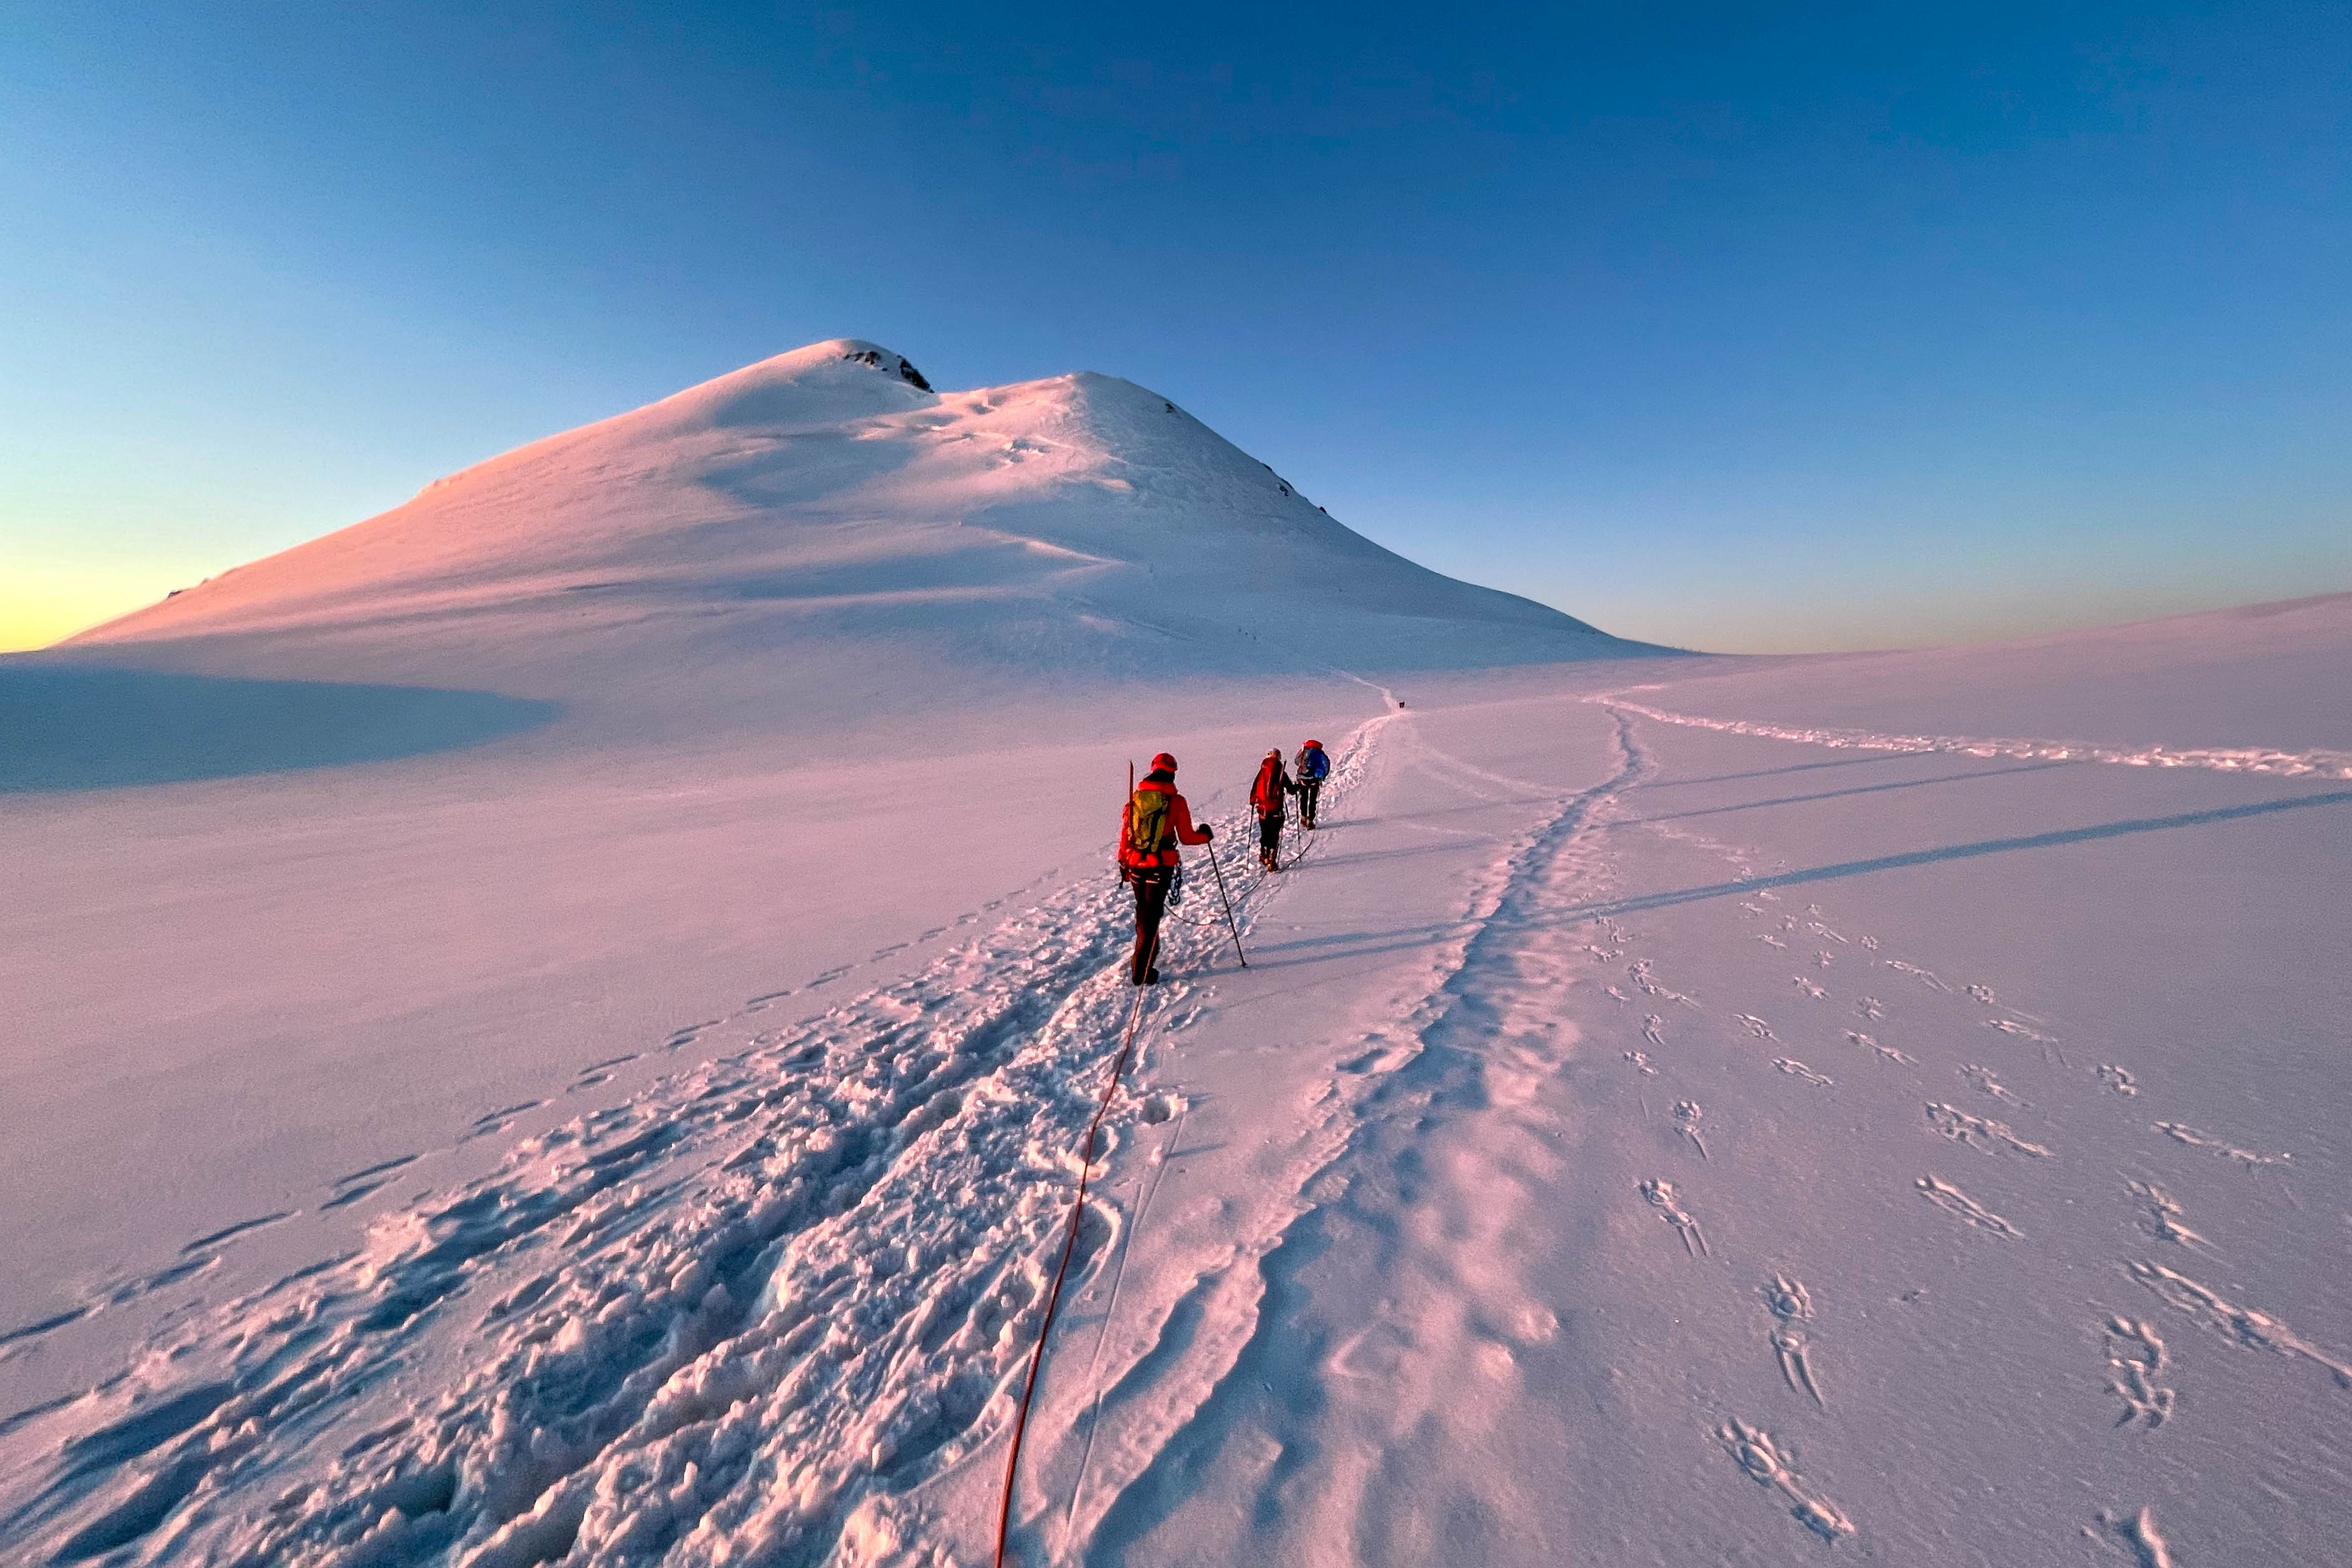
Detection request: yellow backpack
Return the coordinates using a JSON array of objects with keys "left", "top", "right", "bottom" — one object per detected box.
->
[{"left": 1123, "top": 787, "right": 1173, "bottom": 865}]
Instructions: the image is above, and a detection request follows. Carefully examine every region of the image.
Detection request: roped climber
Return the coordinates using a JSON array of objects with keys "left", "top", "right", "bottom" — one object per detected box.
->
[
  {"left": 1118, "top": 752, "right": 1214, "bottom": 985},
  {"left": 1294, "top": 738, "right": 1330, "bottom": 829},
  {"left": 1249, "top": 747, "right": 1299, "bottom": 872}
]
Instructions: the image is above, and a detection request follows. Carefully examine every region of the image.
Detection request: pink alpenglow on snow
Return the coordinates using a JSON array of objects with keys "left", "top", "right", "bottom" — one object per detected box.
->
[{"left": 3, "top": 343, "right": 2348, "bottom": 1567}]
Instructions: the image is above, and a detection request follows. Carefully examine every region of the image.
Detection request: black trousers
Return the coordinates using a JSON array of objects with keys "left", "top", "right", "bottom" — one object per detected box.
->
[
  {"left": 1129, "top": 869, "right": 1171, "bottom": 981},
  {"left": 1298, "top": 780, "right": 1321, "bottom": 825},
  {"left": 1257, "top": 813, "right": 1283, "bottom": 859}
]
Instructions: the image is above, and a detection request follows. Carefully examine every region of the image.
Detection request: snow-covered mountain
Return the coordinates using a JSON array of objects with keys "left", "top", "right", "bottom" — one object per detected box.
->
[
  {"left": 9, "top": 362, "right": 2350, "bottom": 1568},
  {"left": 19, "top": 338, "right": 2344, "bottom": 1568},
  {"left": 10, "top": 589, "right": 2349, "bottom": 1568},
  {"left": 73, "top": 340, "right": 1646, "bottom": 733}
]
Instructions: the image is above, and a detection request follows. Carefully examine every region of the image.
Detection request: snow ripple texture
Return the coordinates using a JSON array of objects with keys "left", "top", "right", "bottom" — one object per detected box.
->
[
  {"left": 0, "top": 756, "right": 1338, "bottom": 1568},
  {"left": 1601, "top": 696, "right": 2352, "bottom": 780}
]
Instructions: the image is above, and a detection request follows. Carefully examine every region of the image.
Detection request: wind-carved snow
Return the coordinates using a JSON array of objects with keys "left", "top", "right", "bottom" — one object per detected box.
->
[
  {"left": 0, "top": 731, "right": 1384, "bottom": 1568},
  {"left": 1599, "top": 696, "right": 2352, "bottom": 780}
]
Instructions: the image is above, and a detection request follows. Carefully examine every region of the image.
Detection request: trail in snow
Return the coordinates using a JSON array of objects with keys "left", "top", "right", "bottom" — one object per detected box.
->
[
  {"left": 10, "top": 661, "right": 2346, "bottom": 1565},
  {"left": 1602, "top": 694, "right": 2352, "bottom": 779},
  {"left": 0, "top": 728, "right": 1391, "bottom": 1568},
  {"left": 1071, "top": 709, "right": 1650, "bottom": 1562},
  {"left": 1063, "top": 688, "right": 2345, "bottom": 1561},
  {"left": 1500, "top": 702, "right": 2348, "bottom": 1557}
]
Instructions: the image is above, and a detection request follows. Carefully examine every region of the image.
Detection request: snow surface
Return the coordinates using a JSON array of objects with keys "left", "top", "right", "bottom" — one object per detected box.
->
[
  {"left": 4, "top": 344, "right": 2348, "bottom": 1566},
  {"left": 2, "top": 338, "right": 1645, "bottom": 1400},
  {"left": 60, "top": 338, "right": 1632, "bottom": 724}
]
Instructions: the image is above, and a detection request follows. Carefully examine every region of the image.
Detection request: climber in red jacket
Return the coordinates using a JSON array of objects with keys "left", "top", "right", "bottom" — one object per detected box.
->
[
  {"left": 1117, "top": 752, "right": 1214, "bottom": 984},
  {"left": 1249, "top": 748, "right": 1299, "bottom": 871}
]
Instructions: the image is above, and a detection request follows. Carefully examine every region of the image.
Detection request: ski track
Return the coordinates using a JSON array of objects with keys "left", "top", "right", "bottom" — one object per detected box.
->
[
  {"left": 0, "top": 725, "right": 1392, "bottom": 1568},
  {"left": 1598, "top": 694, "right": 2352, "bottom": 781}
]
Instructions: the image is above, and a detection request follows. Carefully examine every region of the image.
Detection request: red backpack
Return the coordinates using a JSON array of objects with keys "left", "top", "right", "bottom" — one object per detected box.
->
[{"left": 1251, "top": 756, "right": 1283, "bottom": 814}]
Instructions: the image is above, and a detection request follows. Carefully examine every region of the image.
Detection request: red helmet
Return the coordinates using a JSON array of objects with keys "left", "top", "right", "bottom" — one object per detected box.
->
[
  {"left": 1304, "top": 739, "right": 1322, "bottom": 748},
  {"left": 1150, "top": 751, "right": 1178, "bottom": 771}
]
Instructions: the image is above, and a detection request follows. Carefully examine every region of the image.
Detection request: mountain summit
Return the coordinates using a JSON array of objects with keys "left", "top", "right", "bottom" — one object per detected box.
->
[{"left": 76, "top": 341, "right": 1651, "bottom": 728}]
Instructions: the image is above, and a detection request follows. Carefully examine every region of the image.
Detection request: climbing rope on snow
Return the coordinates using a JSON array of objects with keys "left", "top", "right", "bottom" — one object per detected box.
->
[
  {"left": 997, "top": 765, "right": 1347, "bottom": 1557},
  {"left": 992, "top": 945, "right": 1156, "bottom": 1567}
]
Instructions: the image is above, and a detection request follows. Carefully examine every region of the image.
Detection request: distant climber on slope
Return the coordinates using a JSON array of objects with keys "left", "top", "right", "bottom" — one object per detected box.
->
[
  {"left": 1118, "top": 752, "right": 1214, "bottom": 985},
  {"left": 1294, "top": 739, "right": 1330, "bottom": 829},
  {"left": 1250, "top": 748, "right": 1299, "bottom": 872}
]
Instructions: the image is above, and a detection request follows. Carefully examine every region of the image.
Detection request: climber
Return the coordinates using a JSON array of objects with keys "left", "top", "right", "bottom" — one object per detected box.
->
[
  {"left": 1117, "top": 752, "right": 1214, "bottom": 984},
  {"left": 1293, "top": 739, "right": 1330, "bottom": 829},
  {"left": 1249, "top": 748, "right": 1299, "bottom": 871}
]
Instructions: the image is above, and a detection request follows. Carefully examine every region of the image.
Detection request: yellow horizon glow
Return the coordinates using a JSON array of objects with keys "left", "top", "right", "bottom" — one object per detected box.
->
[{"left": 0, "top": 562, "right": 180, "bottom": 651}]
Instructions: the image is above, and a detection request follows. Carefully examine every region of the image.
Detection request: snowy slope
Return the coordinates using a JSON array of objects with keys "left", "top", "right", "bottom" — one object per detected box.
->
[
  {"left": 65, "top": 339, "right": 1641, "bottom": 746},
  {"left": 2, "top": 340, "right": 1654, "bottom": 1469},
  {"left": 6, "top": 592, "right": 2346, "bottom": 1567},
  {"left": 7, "top": 343, "right": 2345, "bottom": 1566}
]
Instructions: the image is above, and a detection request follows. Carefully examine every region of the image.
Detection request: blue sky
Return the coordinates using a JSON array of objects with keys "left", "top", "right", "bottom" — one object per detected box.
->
[{"left": 4, "top": 1, "right": 2348, "bottom": 651}]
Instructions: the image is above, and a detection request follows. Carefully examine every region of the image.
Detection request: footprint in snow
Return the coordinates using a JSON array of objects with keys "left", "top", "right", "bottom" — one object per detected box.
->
[
  {"left": 1762, "top": 1275, "right": 1825, "bottom": 1407},
  {"left": 2124, "top": 1260, "right": 2352, "bottom": 1387},
  {"left": 1673, "top": 1100, "right": 1708, "bottom": 1160},
  {"left": 1916, "top": 1174, "right": 2023, "bottom": 1239},
  {"left": 2104, "top": 1317, "right": 2175, "bottom": 1429},
  {"left": 1639, "top": 1177, "right": 1707, "bottom": 1255},
  {"left": 2093, "top": 1505, "right": 2178, "bottom": 1567},
  {"left": 2153, "top": 1121, "right": 2289, "bottom": 1171},
  {"left": 1959, "top": 1063, "right": 2021, "bottom": 1104},
  {"left": 2128, "top": 1180, "right": 2214, "bottom": 1253},
  {"left": 1845, "top": 1030, "right": 1913, "bottom": 1066},
  {"left": 1885, "top": 959, "right": 1952, "bottom": 992},
  {"left": 1717, "top": 1419, "right": 1853, "bottom": 1541},
  {"left": 1925, "top": 1101, "right": 2049, "bottom": 1157}
]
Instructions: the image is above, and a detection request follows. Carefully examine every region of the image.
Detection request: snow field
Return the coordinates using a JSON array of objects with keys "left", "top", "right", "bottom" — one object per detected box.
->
[
  {"left": 6, "top": 644, "right": 2348, "bottom": 1564},
  {"left": 1015, "top": 696, "right": 1642, "bottom": 1564},
  {"left": 1603, "top": 694, "right": 2352, "bottom": 780},
  {"left": 0, "top": 720, "right": 1395, "bottom": 1567},
  {"left": 1484, "top": 708, "right": 2351, "bottom": 1564},
  {"left": 6, "top": 337, "right": 2346, "bottom": 1563}
]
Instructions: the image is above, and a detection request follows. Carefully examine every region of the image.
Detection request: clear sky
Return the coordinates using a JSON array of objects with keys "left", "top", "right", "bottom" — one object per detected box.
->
[{"left": 5, "top": 1, "right": 2349, "bottom": 653}]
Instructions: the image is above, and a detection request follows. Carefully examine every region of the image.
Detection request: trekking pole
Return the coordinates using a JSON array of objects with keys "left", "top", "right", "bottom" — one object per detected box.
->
[{"left": 1204, "top": 840, "right": 1248, "bottom": 968}]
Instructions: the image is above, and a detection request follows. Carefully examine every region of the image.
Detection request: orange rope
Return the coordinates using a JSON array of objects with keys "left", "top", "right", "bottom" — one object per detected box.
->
[{"left": 992, "top": 950, "right": 1154, "bottom": 1566}]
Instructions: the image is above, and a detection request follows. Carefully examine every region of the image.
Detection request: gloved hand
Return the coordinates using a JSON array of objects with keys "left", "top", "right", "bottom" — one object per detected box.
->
[{"left": 1198, "top": 822, "right": 1214, "bottom": 839}]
